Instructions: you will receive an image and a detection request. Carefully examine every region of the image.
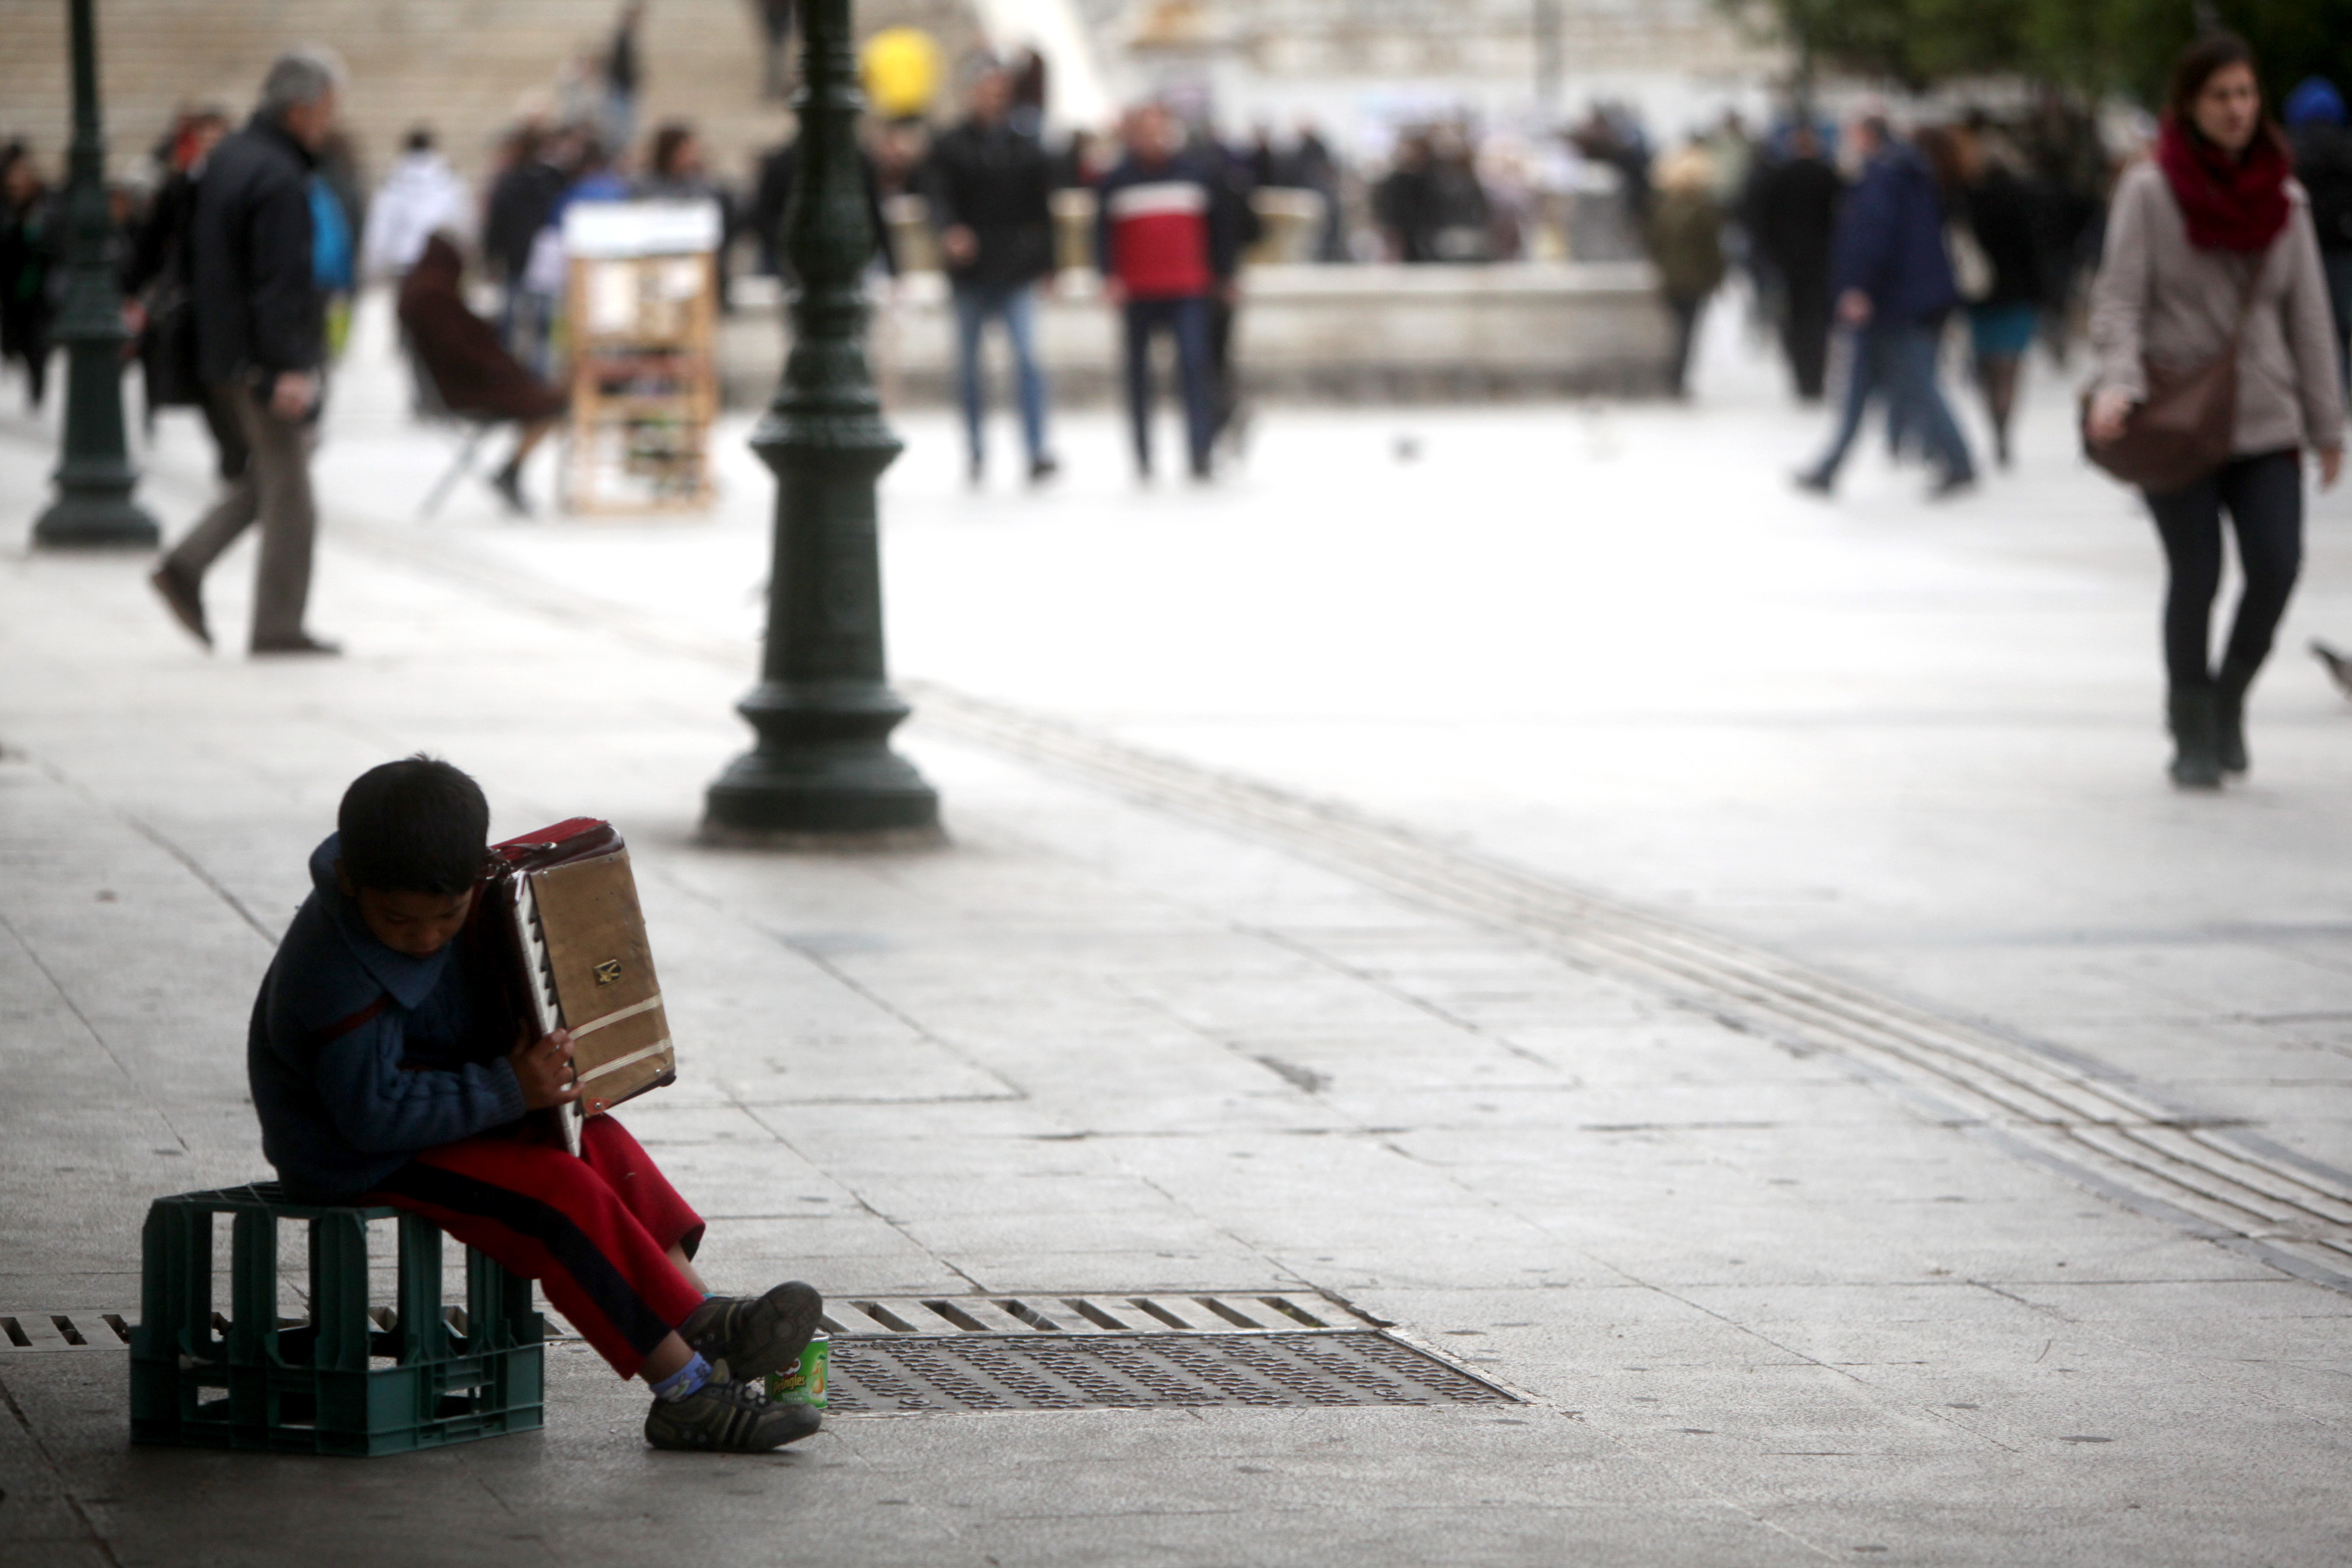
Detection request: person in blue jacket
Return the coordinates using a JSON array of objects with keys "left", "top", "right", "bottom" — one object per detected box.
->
[
  {"left": 1799, "top": 116, "right": 1978, "bottom": 498},
  {"left": 248, "top": 754, "right": 824, "bottom": 1453}
]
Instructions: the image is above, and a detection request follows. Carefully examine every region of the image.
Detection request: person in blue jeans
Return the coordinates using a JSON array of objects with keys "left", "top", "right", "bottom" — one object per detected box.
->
[
  {"left": 923, "top": 63, "right": 1059, "bottom": 484},
  {"left": 1798, "top": 117, "right": 1976, "bottom": 498},
  {"left": 1097, "top": 103, "right": 1244, "bottom": 480}
]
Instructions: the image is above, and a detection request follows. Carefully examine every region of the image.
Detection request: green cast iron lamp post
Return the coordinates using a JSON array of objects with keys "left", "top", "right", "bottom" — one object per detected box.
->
[
  {"left": 31, "top": 0, "right": 158, "bottom": 548},
  {"left": 704, "top": 0, "right": 939, "bottom": 841}
]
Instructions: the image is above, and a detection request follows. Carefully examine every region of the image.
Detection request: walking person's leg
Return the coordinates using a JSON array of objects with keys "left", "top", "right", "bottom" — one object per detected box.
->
[
  {"left": 1801, "top": 325, "right": 1878, "bottom": 489},
  {"left": 2212, "top": 451, "right": 2306, "bottom": 775},
  {"left": 1171, "top": 295, "right": 1216, "bottom": 477},
  {"left": 236, "top": 384, "right": 325, "bottom": 652},
  {"left": 951, "top": 283, "right": 990, "bottom": 480},
  {"left": 2145, "top": 471, "right": 2229, "bottom": 788},
  {"left": 1001, "top": 283, "right": 1054, "bottom": 478},
  {"left": 1206, "top": 294, "right": 1237, "bottom": 438},
  {"left": 1123, "top": 300, "right": 1157, "bottom": 478},
  {"left": 152, "top": 384, "right": 264, "bottom": 648},
  {"left": 1666, "top": 295, "right": 1702, "bottom": 397},
  {"left": 1975, "top": 353, "right": 2021, "bottom": 467},
  {"left": 1890, "top": 324, "right": 1975, "bottom": 490}
]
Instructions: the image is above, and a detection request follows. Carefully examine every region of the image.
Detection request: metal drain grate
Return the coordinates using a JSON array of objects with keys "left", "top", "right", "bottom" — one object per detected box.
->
[
  {"left": 825, "top": 1330, "right": 1518, "bottom": 1412},
  {"left": 0, "top": 1311, "right": 133, "bottom": 1354},
  {"left": 819, "top": 1294, "right": 1359, "bottom": 1336}
]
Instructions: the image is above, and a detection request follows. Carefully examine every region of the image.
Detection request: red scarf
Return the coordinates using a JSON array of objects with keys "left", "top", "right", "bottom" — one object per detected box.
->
[{"left": 2156, "top": 112, "right": 2292, "bottom": 252}]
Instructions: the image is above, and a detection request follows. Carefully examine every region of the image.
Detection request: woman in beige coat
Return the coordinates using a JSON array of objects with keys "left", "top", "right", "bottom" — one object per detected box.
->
[{"left": 2089, "top": 33, "right": 2345, "bottom": 789}]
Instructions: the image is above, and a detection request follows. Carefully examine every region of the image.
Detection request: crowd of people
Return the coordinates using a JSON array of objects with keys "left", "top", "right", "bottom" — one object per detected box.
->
[{"left": 3, "top": 20, "right": 2347, "bottom": 803}]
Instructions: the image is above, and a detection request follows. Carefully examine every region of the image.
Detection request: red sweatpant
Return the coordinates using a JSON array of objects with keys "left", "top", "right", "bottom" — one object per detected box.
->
[{"left": 368, "top": 1116, "right": 705, "bottom": 1378}]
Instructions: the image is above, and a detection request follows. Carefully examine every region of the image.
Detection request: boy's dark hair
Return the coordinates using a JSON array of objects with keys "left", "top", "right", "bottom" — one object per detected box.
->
[{"left": 338, "top": 756, "right": 490, "bottom": 895}]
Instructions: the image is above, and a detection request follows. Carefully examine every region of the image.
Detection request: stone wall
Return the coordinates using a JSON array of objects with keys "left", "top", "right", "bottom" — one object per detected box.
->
[{"left": 719, "top": 261, "right": 1673, "bottom": 407}]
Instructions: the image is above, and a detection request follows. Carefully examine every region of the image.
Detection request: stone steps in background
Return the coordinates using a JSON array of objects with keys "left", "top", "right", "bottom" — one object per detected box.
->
[{"left": 0, "top": 0, "right": 984, "bottom": 190}]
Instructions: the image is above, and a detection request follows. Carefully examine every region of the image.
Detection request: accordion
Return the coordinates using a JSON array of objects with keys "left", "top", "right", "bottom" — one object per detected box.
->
[{"left": 473, "top": 818, "right": 676, "bottom": 1154}]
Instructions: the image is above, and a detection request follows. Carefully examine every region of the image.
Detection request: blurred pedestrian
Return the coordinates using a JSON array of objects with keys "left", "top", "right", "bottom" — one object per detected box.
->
[
  {"left": 1202, "top": 129, "right": 1263, "bottom": 450},
  {"left": 0, "top": 145, "right": 59, "bottom": 411},
  {"left": 1949, "top": 119, "right": 2045, "bottom": 467},
  {"left": 484, "top": 126, "right": 572, "bottom": 365},
  {"left": 922, "top": 61, "right": 1058, "bottom": 484},
  {"left": 2283, "top": 77, "right": 2352, "bottom": 390},
  {"left": 1098, "top": 102, "right": 1241, "bottom": 480},
  {"left": 1287, "top": 121, "right": 1345, "bottom": 262},
  {"left": 398, "top": 233, "right": 568, "bottom": 515},
  {"left": 150, "top": 49, "right": 344, "bottom": 657},
  {"left": 604, "top": 4, "right": 647, "bottom": 156},
  {"left": 2086, "top": 34, "right": 2344, "bottom": 789},
  {"left": 312, "top": 130, "right": 365, "bottom": 357},
  {"left": 122, "top": 109, "right": 231, "bottom": 442},
  {"left": 1007, "top": 47, "right": 1047, "bottom": 139},
  {"left": 1646, "top": 145, "right": 1725, "bottom": 399},
  {"left": 1799, "top": 116, "right": 1975, "bottom": 498},
  {"left": 1752, "top": 122, "right": 1839, "bottom": 401},
  {"left": 754, "top": 0, "right": 794, "bottom": 102},
  {"left": 361, "top": 127, "right": 469, "bottom": 284},
  {"left": 639, "top": 122, "right": 735, "bottom": 307},
  {"left": 749, "top": 127, "right": 893, "bottom": 281},
  {"left": 1374, "top": 131, "right": 1435, "bottom": 262}
]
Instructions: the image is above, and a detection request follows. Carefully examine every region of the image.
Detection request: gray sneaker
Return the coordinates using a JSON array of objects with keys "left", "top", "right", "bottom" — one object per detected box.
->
[
  {"left": 644, "top": 1374, "right": 822, "bottom": 1453},
  {"left": 682, "top": 1281, "right": 823, "bottom": 1381}
]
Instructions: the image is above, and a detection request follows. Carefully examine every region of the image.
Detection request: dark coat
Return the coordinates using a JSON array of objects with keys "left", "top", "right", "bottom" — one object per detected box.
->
[
  {"left": 1965, "top": 164, "right": 2046, "bottom": 307},
  {"left": 249, "top": 834, "right": 527, "bottom": 1199},
  {"left": 921, "top": 116, "right": 1055, "bottom": 288},
  {"left": 750, "top": 139, "right": 895, "bottom": 278},
  {"left": 483, "top": 157, "right": 568, "bottom": 284},
  {"left": 191, "top": 113, "right": 322, "bottom": 387},
  {"left": 1831, "top": 144, "right": 1959, "bottom": 326},
  {"left": 1646, "top": 187, "right": 1726, "bottom": 302},
  {"left": 0, "top": 186, "right": 57, "bottom": 362},
  {"left": 1754, "top": 153, "right": 1840, "bottom": 293},
  {"left": 2291, "top": 121, "right": 2352, "bottom": 255},
  {"left": 397, "top": 235, "right": 566, "bottom": 423}
]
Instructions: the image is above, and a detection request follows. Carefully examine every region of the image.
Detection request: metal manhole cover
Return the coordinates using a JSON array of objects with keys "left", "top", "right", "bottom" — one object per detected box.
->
[{"left": 825, "top": 1330, "right": 1519, "bottom": 1413}]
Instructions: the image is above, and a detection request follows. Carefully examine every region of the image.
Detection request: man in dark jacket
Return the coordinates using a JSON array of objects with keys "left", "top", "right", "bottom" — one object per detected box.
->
[
  {"left": 1801, "top": 118, "right": 1975, "bottom": 497},
  {"left": 1097, "top": 102, "right": 1244, "bottom": 480},
  {"left": 923, "top": 62, "right": 1058, "bottom": 483},
  {"left": 149, "top": 50, "right": 342, "bottom": 655},
  {"left": 2285, "top": 78, "right": 2352, "bottom": 391},
  {"left": 1752, "top": 123, "right": 1840, "bottom": 401}
]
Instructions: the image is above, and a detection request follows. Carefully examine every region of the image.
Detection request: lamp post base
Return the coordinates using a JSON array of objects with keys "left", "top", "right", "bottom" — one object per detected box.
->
[
  {"left": 703, "top": 686, "right": 941, "bottom": 839},
  {"left": 33, "top": 487, "right": 159, "bottom": 549},
  {"left": 703, "top": 754, "right": 942, "bottom": 838}
]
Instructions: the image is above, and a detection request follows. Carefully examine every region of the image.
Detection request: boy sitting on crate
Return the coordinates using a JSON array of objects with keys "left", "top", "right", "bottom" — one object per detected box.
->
[{"left": 247, "top": 755, "right": 822, "bottom": 1452}]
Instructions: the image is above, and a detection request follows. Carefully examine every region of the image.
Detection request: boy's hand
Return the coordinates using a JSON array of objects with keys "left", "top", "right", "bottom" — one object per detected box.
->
[{"left": 510, "top": 1027, "right": 579, "bottom": 1110}]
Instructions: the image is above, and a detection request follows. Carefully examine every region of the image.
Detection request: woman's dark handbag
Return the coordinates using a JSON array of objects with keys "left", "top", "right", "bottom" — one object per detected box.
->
[
  {"left": 2081, "top": 264, "right": 2262, "bottom": 496},
  {"left": 138, "top": 281, "right": 204, "bottom": 408}
]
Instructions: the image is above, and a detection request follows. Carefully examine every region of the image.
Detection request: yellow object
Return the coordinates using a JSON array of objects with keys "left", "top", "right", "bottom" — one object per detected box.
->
[{"left": 861, "top": 27, "right": 943, "bottom": 120}]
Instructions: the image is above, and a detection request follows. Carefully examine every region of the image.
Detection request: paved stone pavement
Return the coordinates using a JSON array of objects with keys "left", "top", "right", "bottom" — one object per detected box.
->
[{"left": 0, "top": 297, "right": 2347, "bottom": 1566}]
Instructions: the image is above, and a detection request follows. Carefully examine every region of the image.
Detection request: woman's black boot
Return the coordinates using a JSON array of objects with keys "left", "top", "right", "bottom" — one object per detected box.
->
[
  {"left": 2167, "top": 685, "right": 2224, "bottom": 790},
  {"left": 2214, "top": 660, "right": 2255, "bottom": 775}
]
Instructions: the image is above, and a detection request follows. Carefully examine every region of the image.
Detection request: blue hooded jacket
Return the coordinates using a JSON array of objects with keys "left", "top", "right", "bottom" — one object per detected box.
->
[
  {"left": 247, "top": 835, "right": 527, "bottom": 1198},
  {"left": 1830, "top": 143, "right": 1960, "bottom": 327}
]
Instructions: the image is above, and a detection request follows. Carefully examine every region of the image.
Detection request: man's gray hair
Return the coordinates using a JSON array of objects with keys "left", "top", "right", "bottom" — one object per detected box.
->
[{"left": 257, "top": 49, "right": 344, "bottom": 118}]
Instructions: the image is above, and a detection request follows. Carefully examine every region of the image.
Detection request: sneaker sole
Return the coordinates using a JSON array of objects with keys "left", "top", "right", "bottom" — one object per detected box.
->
[
  {"left": 644, "top": 1399, "right": 823, "bottom": 1453},
  {"left": 716, "top": 1281, "right": 823, "bottom": 1381}
]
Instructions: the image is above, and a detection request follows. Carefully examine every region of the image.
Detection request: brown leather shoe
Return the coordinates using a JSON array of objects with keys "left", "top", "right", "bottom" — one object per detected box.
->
[
  {"left": 250, "top": 633, "right": 342, "bottom": 657},
  {"left": 149, "top": 563, "right": 211, "bottom": 649}
]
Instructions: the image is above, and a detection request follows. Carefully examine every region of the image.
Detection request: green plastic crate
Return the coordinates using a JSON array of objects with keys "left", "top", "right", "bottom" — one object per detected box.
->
[{"left": 130, "top": 1182, "right": 544, "bottom": 1456}]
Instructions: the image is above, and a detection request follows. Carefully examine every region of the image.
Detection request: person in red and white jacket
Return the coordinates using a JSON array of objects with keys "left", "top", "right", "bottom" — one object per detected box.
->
[{"left": 1095, "top": 104, "right": 1246, "bottom": 479}]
